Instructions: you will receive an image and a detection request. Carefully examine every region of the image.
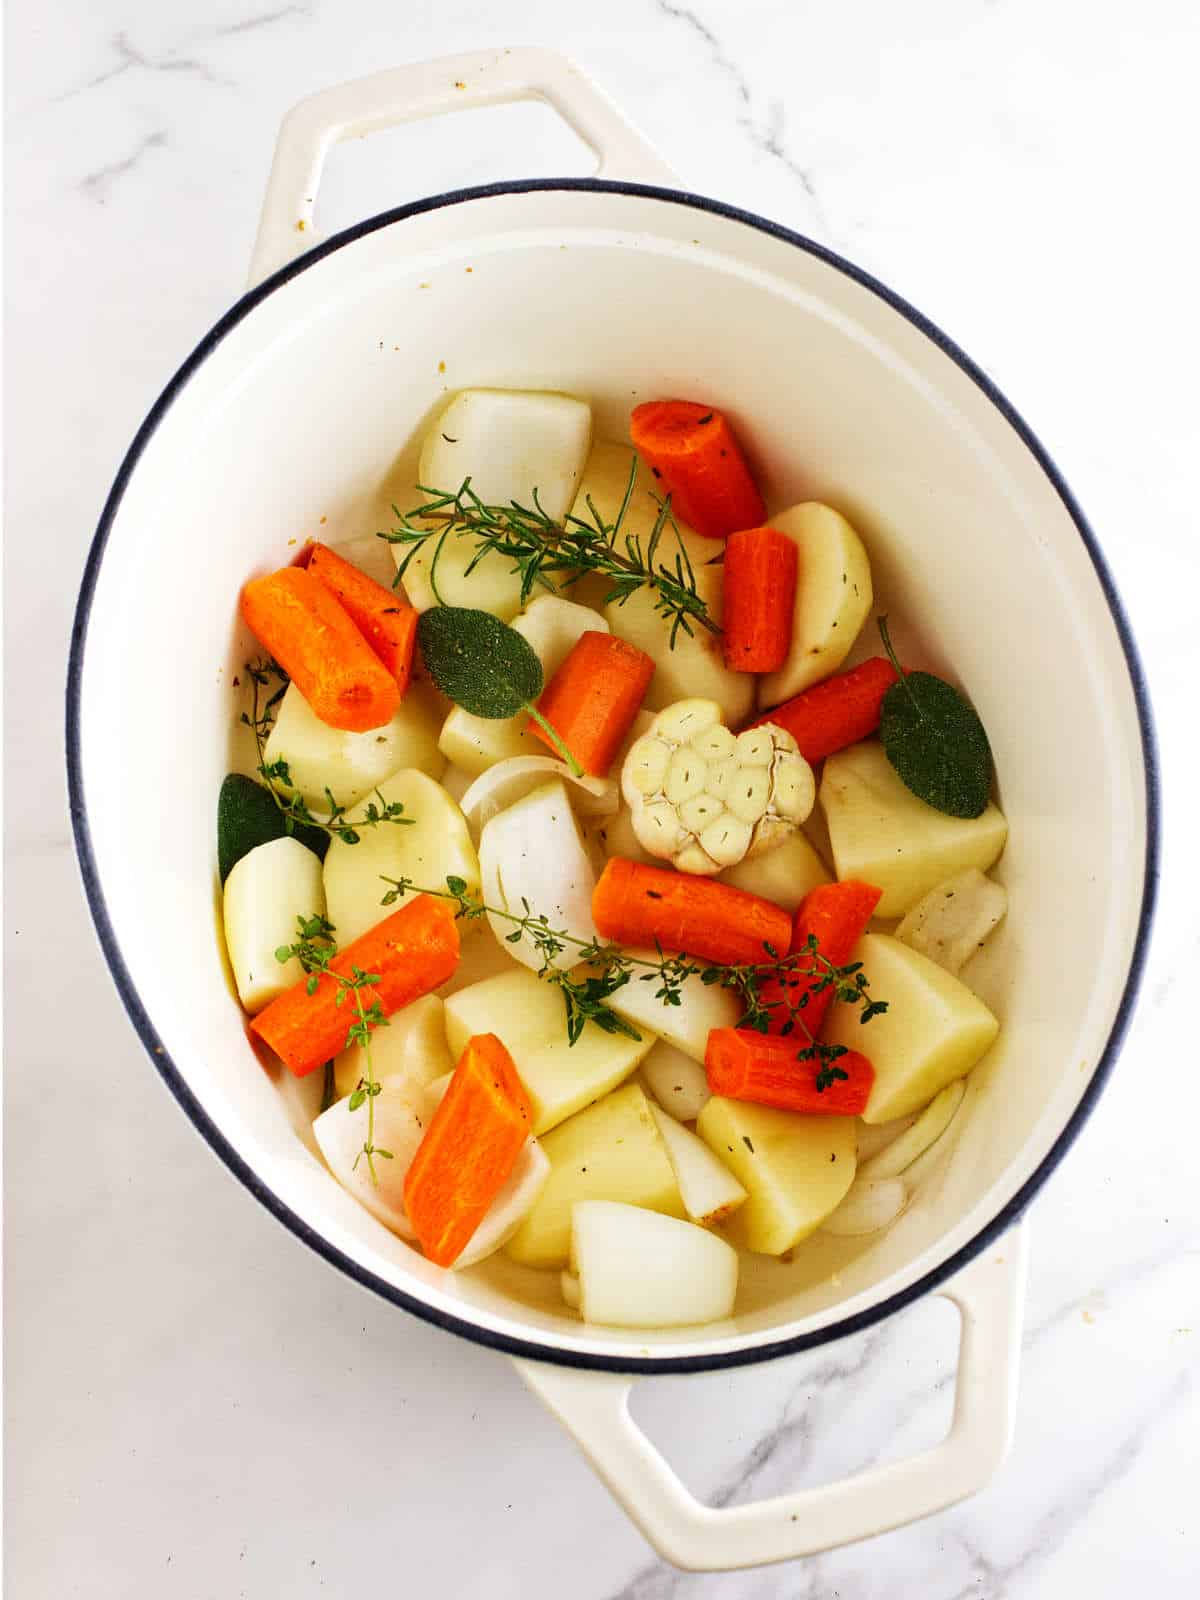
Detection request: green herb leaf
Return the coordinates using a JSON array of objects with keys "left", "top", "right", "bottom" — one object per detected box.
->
[
  {"left": 320, "top": 1061, "right": 336, "bottom": 1113},
  {"left": 217, "top": 772, "right": 328, "bottom": 882},
  {"left": 417, "top": 606, "right": 543, "bottom": 718},
  {"left": 380, "top": 466, "right": 719, "bottom": 649},
  {"left": 877, "top": 617, "right": 993, "bottom": 819},
  {"left": 415, "top": 606, "right": 584, "bottom": 774}
]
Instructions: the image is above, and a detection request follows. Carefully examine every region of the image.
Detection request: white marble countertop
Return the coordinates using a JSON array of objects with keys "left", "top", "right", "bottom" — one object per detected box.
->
[{"left": 7, "top": 1, "right": 1199, "bottom": 1594}]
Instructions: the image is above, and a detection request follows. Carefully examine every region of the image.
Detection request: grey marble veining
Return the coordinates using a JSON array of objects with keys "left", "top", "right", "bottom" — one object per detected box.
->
[{"left": 6, "top": 1, "right": 1198, "bottom": 1595}]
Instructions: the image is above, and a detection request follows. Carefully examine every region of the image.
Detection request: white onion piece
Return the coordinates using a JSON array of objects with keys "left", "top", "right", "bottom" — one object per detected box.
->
[
  {"left": 821, "top": 1178, "right": 908, "bottom": 1237},
  {"left": 453, "top": 1140, "right": 551, "bottom": 1267},
  {"left": 424, "top": 1070, "right": 453, "bottom": 1110},
  {"left": 859, "top": 1081, "right": 966, "bottom": 1182},
  {"left": 478, "top": 779, "right": 598, "bottom": 971},
  {"left": 570, "top": 1201, "right": 738, "bottom": 1328},
  {"left": 649, "top": 1104, "right": 747, "bottom": 1226},
  {"left": 313, "top": 1086, "right": 427, "bottom": 1239},
  {"left": 459, "top": 756, "right": 617, "bottom": 837},
  {"left": 854, "top": 1113, "right": 918, "bottom": 1164},
  {"left": 640, "top": 1042, "right": 711, "bottom": 1122},
  {"left": 895, "top": 868, "right": 1008, "bottom": 975}
]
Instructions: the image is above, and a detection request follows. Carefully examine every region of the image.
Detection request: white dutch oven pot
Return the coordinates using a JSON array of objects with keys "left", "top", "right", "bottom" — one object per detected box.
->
[{"left": 68, "top": 50, "right": 1158, "bottom": 1571}]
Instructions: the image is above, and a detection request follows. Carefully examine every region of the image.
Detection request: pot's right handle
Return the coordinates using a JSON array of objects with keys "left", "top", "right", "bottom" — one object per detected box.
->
[
  {"left": 516, "top": 1223, "right": 1028, "bottom": 1572},
  {"left": 248, "top": 48, "right": 678, "bottom": 289}
]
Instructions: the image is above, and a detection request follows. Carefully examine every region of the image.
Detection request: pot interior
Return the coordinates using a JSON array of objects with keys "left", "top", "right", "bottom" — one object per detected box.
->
[{"left": 75, "top": 186, "right": 1150, "bottom": 1364}]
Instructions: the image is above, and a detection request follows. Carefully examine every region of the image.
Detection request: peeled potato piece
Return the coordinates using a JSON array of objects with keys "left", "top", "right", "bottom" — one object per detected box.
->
[
  {"left": 756, "top": 503, "right": 873, "bottom": 708},
  {"left": 823, "top": 935, "right": 999, "bottom": 1124},
  {"left": 420, "top": 389, "right": 593, "bottom": 525},
  {"left": 505, "top": 1082, "right": 682, "bottom": 1267},
  {"left": 444, "top": 969, "right": 653, "bottom": 1135},
  {"left": 820, "top": 741, "right": 1008, "bottom": 918},
  {"left": 263, "top": 679, "right": 445, "bottom": 814},
  {"left": 399, "top": 390, "right": 593, "bottom": 617},
  {"left": 570, "top": 1201, "right": 738, "bottom": 1328},
  {"left": 323, "top": 769, "right": 479, "bottom": 946},
  {"left": 223, "top": 836, "right": 326, "bottom": 1014},
  {"left": 719, "top": 827, "right": 830, "bottom": 911},
  {"left": 696, "top": 1097, "right": 857, "bottom": 1255}
]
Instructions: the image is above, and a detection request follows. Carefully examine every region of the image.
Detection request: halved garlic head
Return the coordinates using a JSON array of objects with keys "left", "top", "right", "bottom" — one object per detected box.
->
[{"left": 620, "top": 698, "right": 815, "bottom": 875}]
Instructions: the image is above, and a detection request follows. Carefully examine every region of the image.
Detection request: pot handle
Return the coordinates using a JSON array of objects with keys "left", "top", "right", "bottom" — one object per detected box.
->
[
  {"left": 247, "top": 48, "right": 678, "bottom": 288},
  {"left": 515, "top": 1222, "right": 1027, "bottom": 1571}
]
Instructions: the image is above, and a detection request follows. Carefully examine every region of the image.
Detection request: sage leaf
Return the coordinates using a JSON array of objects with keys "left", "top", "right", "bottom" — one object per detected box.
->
[
  {"left": 877, "top": 618, "right": 993, "bottom": 819},
  {"left": 416, "top": 605, "right": 543, "bottom": 718}
]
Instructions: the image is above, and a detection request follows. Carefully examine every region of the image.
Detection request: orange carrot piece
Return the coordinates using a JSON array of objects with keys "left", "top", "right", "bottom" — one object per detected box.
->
[
  {"left": 749, "top": 657, "right": 901, "bottom": 762},
  {"left": 757, "top": 880, "right": 882, "bottom": 1036},
  {"left": 592, "top": 857, "right": 792, "bottom": 967},
  {"left": 721, "top": 526, "right": 798, "bottom": 672},
  {"left": 527, "top": 631, "right": 655, "bottom": 776},
  {"left": 404, "top": 1033, "right": 532, "bottom": 1267},
  {"left": 307, "top": 542, "right": 418, "bottom": 694},
  {"left": 250, "top": 896, "right": 459, "bottom": 1077},
  {"left": 705, "top": 1029, "right": 874, "bottom": 1116},
  {"left": 630, "top": 400, "right": 765, "bottom": 539},
  {"left": 240, "top": 566, "right": 400, "bottom": 732}
]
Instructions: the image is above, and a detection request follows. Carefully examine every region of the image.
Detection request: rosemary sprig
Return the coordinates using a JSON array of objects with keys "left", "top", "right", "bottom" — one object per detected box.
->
[
  {"left": 379, "top": 876, "right": 885, "bottom": 1090},
  {"left": 276, "top": 914, "right": 392, "bottom": 1182},
  {"left": 379, "top": 466, "right": 719, "bottom": 648},
  {"left": 241, "top": 659, "right": 415, "bottom": 844}
]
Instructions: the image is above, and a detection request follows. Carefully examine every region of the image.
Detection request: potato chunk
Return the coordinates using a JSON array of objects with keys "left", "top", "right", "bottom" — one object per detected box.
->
[
  {"left": 756, "top": 503, "right": 872, "bottom": 707},
  {"left": 263, "top": 680, "right": 445, "bottom": 814},
  {"left": 505, "top": 1082, "right": 682, "bottom": 1267},
  {"left": 443, "top": 969, "right": 653, "bottom": 1135},
  {"left": 820, "top": 741, "right": 1007, "bottom": 917},
  {"left": 696, "top": 1098, "right": 857, "bottom": 1254},
  {"left": 822, "top": 933, "right": 1000, "bottom": 1123}
]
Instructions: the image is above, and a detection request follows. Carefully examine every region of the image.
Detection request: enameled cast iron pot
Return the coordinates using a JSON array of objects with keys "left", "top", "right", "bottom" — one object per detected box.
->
[{"left": 67, "top": 50, "right": 1158, "bottom": 1571}]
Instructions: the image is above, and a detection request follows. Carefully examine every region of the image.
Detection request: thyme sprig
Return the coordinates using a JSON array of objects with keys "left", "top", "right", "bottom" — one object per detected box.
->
[
  {"left": 276, "top": 914, "right": 392, "bottom": 1182},
  {"left": 241, "top": 659, "right": 415, "bottom": 844},
  {"left": 379, "top": 466, "right": 719, "bottom": 647},
  {"left": 380, "top": 876, "right": 886, "bottom": 1091}
]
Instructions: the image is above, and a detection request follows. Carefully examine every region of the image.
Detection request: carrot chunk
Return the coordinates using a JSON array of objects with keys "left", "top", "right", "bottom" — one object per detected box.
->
[
  {"left": 307, "top": 542, "right": 418, "bottom": 694},
  {"left": 591, "top": 857, "right": 792, "bottom": 967},
  {"left": 630, "top": 400, "right": 765, "bottom": 539},
  {"left": 721, "top": 526, "right": 798, "bottom": 672},
  {"left": 757, "top": 880, "right": 882, "bottom": 1036},
  {"left": 404, "top": 1033, "right": 532, "bottom": 1267},
  {"left": 706, "top": 1028, "right": 874, "bottom": 1115},
  {"left": 250, "top": 896, "right": 459, "bottom": 1077},
  {"left": 240, "top": 566, "right": 400, "bottom": 731},
  {"left": 750, "top": 657, "right": 901, "bottom": 762},
  {"left": 528, "top": 631, "right": 655, "bottom": 776}
]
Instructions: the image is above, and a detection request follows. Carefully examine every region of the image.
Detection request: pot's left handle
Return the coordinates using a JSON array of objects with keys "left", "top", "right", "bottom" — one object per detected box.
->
[
  {"left": 515, "top": 1225, "right": 1028, "bottom": 1572},
  {"left": 247, "top": 48, "right": 679, "bottom": 288}
]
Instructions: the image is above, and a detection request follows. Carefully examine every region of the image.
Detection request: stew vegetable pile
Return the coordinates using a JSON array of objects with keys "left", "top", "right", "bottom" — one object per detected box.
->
[{"left": 219, "top": 390, "right": 1008, "bottom": 1329}]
